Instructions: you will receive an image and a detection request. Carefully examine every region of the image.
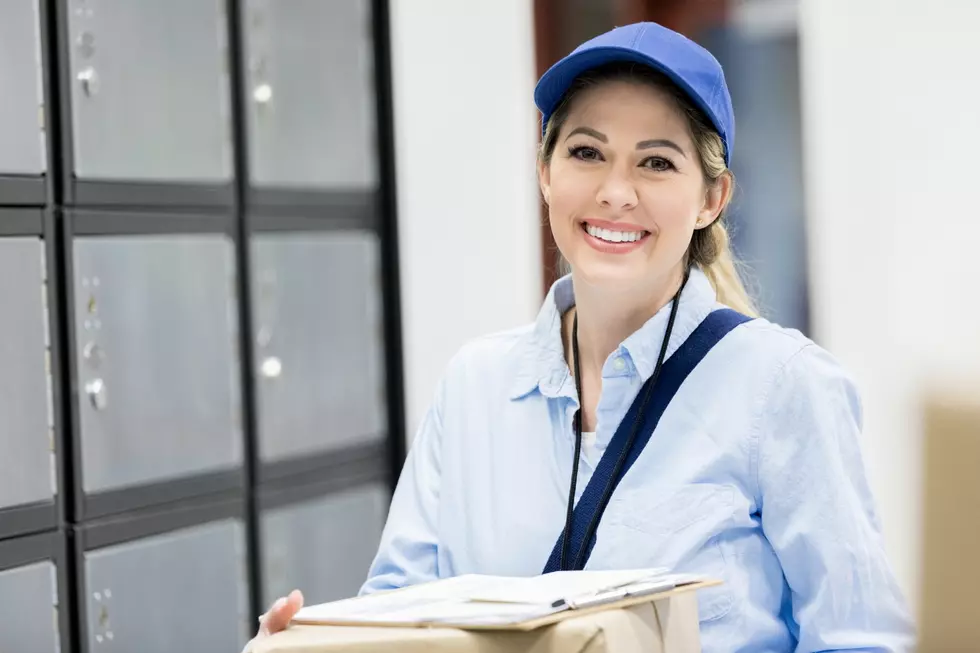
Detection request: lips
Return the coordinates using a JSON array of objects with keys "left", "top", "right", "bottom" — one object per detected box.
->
[
  {"left": 584, "top": 223, "right": 646, "bottom": 243},
  {"left": 579, "top": 220, "right": 651, "bottom": 254}
]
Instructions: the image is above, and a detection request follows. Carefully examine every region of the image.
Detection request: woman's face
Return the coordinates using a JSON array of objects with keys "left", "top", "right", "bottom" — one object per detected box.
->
[{"left": 539, "top": 80, "right": 725, "bottom": 295}]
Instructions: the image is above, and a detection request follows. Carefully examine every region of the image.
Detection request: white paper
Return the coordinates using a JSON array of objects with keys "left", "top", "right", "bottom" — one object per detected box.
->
[
  {"left": 293, "top": 593, "right": 557, "bottom": 627},
  {"left": 292, "top": 568, "right": 675, "bottom": 627},
  {"left": 390, "top": 600, "right": 561, "bottom": 626},
  {"left": 458, "top": 568, "right": 671, "bottom": 605},
  {"left": 294, "top": 592, "right": 448, "bottom": 622}
]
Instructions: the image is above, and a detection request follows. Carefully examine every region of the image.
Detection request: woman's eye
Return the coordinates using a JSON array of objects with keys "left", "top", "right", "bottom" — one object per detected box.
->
[
  {"left": 642, "top": 156, "right": 675, "bottom": 172},
  {"left": 568, "top": 146, "right": 602, "bottom": 162}
]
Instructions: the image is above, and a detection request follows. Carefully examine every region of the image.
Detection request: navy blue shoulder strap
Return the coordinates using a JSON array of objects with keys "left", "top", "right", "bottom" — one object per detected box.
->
[{"left": 542, "top": 308, "right": 753, "bottom": 574}]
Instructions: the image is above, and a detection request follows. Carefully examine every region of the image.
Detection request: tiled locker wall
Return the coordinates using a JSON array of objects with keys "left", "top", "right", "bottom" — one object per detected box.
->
[{"left": 0, "top": 0, "right": 405, "bottom": 649}]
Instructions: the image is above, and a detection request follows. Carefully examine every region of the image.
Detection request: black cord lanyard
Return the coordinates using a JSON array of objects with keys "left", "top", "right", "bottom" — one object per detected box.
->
[{"left": 559, "top": 268, "right": 690, "bottom": 571}]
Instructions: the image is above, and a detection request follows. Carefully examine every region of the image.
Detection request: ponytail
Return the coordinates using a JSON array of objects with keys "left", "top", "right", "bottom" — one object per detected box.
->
[
  {"left": 695, "top": 221, "right": 758, "bottom": 317},
  {"left": 682, "top": 87, "right": 759, "bottom": 317}
]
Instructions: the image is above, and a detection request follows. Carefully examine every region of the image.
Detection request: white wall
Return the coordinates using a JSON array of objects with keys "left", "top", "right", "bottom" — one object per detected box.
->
[
  {"left": 799, "top": 0, "right": 980, "bottom": 615},
  {"left": 388, "top": 1, "right": 543, "bottom": 439}
]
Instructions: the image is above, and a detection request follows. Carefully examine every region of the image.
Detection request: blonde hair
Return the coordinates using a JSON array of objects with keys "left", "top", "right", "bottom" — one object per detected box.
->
[{"left": 538, "top": 62, "right": 759, "bottom": 317}]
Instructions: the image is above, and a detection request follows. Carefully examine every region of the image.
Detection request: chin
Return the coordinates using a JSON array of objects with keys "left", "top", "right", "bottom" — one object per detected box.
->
[{"left": 570, "top": 257, "right": 652, "bottom": 293}]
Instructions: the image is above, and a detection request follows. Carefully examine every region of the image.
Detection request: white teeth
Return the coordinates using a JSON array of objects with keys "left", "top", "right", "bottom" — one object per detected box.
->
[{"left": 585, "top": 223, "right": 645, "bottom": 243}]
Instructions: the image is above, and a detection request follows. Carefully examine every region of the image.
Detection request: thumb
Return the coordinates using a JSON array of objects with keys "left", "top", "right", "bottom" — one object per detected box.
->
[
  {"left": 258, "top": 597, "right": 286, "bottom": 636},
  {"left": 285, "top": 589, "right": 304, "bottom": 617},
  {"left": 262, "top": 590, "right": 304, "bottom": 635}
]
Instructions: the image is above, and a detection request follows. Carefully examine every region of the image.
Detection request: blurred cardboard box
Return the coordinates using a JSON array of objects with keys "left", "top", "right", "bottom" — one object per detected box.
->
[
  {"left": 919, "top": 391, "right": 980, "bottom": 652},
  {"left": 248, "top": 584, "right": 705, "bottom": 653}
]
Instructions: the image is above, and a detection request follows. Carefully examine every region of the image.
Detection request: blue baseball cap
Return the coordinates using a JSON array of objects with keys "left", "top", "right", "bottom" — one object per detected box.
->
[{"left": 534, "top": 22, "right": 735, "bottom": 165}]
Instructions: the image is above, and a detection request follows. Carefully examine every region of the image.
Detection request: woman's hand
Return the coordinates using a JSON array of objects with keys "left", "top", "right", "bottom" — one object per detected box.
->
[
  {"left": 261, "top": 590, "right": 304, "bottom": 635},
  {"left": 244, "top": 589, "right": 304, "bottom": 651}
]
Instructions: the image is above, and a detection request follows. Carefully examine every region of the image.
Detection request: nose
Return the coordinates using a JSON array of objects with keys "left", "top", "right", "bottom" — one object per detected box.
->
[{"left": 595, "top": 169, "right": 638, "bottom": 211}]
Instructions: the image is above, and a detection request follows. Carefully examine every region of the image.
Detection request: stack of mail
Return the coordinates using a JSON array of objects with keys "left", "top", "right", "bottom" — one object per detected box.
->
[{"left": 290, "top": 568, "right": 707, "bottom": 629}]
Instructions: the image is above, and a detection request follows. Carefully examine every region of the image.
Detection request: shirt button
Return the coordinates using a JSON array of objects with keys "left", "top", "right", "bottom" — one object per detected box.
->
[{"left": 612, "top": 357, "right": 626, "bottom": 372}]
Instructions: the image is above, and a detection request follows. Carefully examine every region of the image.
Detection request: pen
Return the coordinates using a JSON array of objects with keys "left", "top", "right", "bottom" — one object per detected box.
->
[{"left": 557, "top": 577, "right": 680, "bottom": 610}]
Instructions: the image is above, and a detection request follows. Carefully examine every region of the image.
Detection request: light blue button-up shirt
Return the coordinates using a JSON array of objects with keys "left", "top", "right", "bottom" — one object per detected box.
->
[{"left": 361, "top": 267, "right": 915, "bottom": 652}]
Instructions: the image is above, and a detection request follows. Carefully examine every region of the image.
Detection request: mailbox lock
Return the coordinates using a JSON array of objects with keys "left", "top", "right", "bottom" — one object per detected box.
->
[
  {"left": 83, "top": 341, "right": 105, "bottom": 368},
  {"left": 85, "top": 378, "right": 108, "bottom": 410},
  {"left": 253, "top": 83, "right": 273, "bottom": 105},
  {"left": 260, "top": 356, "right": 283, "bottom": 379},
  {"left": 77, "top": 67, "right": 100, "bottom": 97}
]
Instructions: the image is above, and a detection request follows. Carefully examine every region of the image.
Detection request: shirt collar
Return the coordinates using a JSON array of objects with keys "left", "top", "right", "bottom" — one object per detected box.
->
[{"left": 507, "top": 266, "right": 719, "bottom": 400}]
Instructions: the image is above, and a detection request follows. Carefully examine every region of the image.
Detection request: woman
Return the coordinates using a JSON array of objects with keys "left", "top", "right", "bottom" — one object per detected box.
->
[{"left": 253, "top": 21, "right": 915, "bottom": 652}]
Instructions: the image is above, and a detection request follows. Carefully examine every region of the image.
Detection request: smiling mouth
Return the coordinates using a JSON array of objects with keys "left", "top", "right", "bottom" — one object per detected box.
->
[{"left": 581, "top": 222, "right": 650, "bottom": 244}]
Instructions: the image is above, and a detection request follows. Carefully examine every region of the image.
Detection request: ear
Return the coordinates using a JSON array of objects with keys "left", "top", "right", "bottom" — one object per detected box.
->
[
  {"left": 696, "top": 172, "right": 732, "bottom": 229},
  {"left": 537, "top": 158, "right": 551, "bottom": 206}
]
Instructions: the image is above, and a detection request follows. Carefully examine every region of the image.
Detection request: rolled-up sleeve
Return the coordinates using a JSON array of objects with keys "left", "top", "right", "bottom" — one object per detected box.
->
[
  {"left": 756, "top": 344, "right": 916, "bottom": 652},
  {"left": 359, "top": 378, "right": 445, "bottom": 596}
]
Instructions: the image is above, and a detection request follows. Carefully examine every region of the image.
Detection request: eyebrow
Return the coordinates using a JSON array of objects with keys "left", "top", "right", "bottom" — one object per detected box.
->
[
  {"left": 565, "top": 126, "right": 607, "bottom": 143},
  {"left": 636, "top": 138, "right": 687, "bottom": 158},
  {"left": 565, "top": 127, "right": 687, "bottom": 158}
]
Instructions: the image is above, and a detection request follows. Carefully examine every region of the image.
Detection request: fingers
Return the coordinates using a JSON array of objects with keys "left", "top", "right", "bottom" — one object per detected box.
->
[
  {"left": 258, "top": 590, "right": 304, "bottom": 636},
  {"left": 257, "top": 597, "right": 286, "bottom": 636},
  {"left": 284, "top": 589, "right": 304, "bottom": 621}
]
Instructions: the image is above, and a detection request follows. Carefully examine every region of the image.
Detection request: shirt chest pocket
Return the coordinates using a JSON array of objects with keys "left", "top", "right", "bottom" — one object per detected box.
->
[{"left": 599, "top": 483, "right": 737, "bottom": 623}]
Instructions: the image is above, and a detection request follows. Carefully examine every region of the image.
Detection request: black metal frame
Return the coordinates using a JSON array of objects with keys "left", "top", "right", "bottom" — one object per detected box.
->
[
  {"left": 257, "top": 460, "right": 390, "bottom": 514},
  {"left": 0, "top": 530, "right": 75, "bottom": 653},
  {"left": 39, "top": 0, "right": 85, "bottom": 642},
  {"left": 0, "top": 503, "right": 58, "bottom": 541},
  {"left": 8, "top": 0, "right": 408, "bottom": 645},
  {"left": 224, "top": 0, "right": 265, "bottom": 625},
  {"left": 371, "top": 0, "right": 408, "bottom": 490},
  {"left": 250, "top": 210, "right": 380, "bottom": 233},
  {"left": 75, "top": 493, "right": 245, "bottom": 553},
  {"left": 0, "top": 176, "right": 47, "bottom": 206},
  {"left": 0, "top": 529, "right": 63, "bottom": 571},
  {"left": 82, "top": 470, "right": 246, "bottom": 522},
  {"left": 67, "top": 208, "right": 235, "bottom": 237},
  {"left": 70, "top": 181, "right": 235, "bottom": 211},
  {"left": 0, "top": 207, "right": 44, "bottom": 235},
  {"left": 45, "top": 209, "right": 70, "bottom": 537},
  {"left": 248, "top": 188, "right": 379, "bottom": 221},
  {"left": 257, "top": 440, "right": 390, "bottom": 487}
]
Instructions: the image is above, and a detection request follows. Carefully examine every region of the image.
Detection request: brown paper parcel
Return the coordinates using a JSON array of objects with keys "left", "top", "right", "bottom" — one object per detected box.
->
[{"left": 249, "top": 582, "right": 709, "bottom": 653}]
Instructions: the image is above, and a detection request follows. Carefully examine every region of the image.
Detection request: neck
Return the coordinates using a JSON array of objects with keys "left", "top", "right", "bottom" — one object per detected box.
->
[{"left": 567, "top": 266, "right": 686, "bottom": 379}]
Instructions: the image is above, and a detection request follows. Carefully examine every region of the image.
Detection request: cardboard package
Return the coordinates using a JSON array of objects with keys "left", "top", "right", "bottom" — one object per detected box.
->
[
  {"left": 249, "top": 582, "right": 706, "bottom": 653},
  {"left": 919, "top": 391, "right": 980, "bottom": 652}
]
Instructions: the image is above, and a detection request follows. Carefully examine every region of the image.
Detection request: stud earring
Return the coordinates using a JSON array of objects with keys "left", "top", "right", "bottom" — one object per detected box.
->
[{"left": 695, "top": 219, "right": 704, "bottom": 228}]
